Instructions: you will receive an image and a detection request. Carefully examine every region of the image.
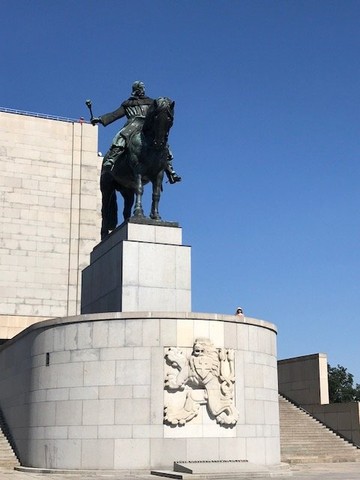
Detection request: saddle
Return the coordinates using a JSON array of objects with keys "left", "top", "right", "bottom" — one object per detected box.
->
[{"left": 121, "top": 117, "right": 145, "bottom": 144}]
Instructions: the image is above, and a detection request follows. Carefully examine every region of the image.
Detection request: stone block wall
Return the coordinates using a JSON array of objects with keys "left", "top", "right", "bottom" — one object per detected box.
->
[
  {"left": 0, "top": 312, "right": 280, "bottom": 469},
  {"left": 278, "top": 353, "right": 329, "bottom": 406},
  {"left": 0, "top": 111, "right": 101, "bottom": 336},
  {"left": 307, "top": 402, "right": 360, "bottom": 446}
]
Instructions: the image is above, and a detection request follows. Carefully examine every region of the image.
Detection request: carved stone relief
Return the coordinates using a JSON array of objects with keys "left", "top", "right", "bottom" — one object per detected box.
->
[{"left": 164, "top": 338, "right": 238, "bottom": 427}]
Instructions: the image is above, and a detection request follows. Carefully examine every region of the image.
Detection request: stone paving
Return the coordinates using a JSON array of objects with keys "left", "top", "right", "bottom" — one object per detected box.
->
[
  {"left": 0, "top": 463, "right": 359, "bottom": 480},
  {"left": 287, "top": 462, "right": 360, "bottom": 479}
]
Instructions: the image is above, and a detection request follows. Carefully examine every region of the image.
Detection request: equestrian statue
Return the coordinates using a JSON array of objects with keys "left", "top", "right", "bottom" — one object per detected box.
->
[{"left": 87, "top": 81, "right": 181, "bottom": 240}]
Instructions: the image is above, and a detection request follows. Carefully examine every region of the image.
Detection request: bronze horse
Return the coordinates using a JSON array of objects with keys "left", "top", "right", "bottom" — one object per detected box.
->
[{"left": 100, "top": 97, "right": 175, "bottom": 239}]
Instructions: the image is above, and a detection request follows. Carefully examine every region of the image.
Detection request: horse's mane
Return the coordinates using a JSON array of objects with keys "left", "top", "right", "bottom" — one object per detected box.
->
[
  {"left": 157, "top": 96, "right": 172, "bottom": 107},
  {"left": 143, "top": 97, "right": 174, "bottom": 134}
]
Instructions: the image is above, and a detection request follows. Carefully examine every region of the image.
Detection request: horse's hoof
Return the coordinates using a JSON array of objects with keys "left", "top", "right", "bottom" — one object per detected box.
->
[
  {"left": 133, "top": 209, "right": 145, "bottom": 218},
  {"left": 150, "top": 214, "right": 161, "bottom": 221}
]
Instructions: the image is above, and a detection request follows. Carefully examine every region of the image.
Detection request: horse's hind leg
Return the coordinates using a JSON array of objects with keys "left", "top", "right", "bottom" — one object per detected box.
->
[
  {"left": 118, "top": 188, "right": 134, "bottom": 220},
  {"left": 100, "top": 171, "right": 118, "bottom": 240}
]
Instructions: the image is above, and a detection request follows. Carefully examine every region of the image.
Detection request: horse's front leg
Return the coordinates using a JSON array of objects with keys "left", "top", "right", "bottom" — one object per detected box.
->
[
  {"left": 133, "top": 172, "right": 145, "bottom": 218},
  {"left": 150, "top": 171, "right": 164, "bottom": 220}
]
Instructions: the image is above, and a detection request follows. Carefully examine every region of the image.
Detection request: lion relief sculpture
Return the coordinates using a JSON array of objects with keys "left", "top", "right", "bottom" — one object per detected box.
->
[{"left": 164, "top": 338, "right": 239, "bottom": 427}]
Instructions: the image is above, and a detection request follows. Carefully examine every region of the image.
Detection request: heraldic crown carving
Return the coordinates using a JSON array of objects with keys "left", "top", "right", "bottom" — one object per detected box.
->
[{"left": 164, "top": 338, "right": 239, "bottom": 427}]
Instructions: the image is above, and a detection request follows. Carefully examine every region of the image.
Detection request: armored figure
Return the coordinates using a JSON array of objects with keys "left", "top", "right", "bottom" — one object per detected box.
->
[{"left": 91, "top": 81, "right": 181, "bottom": 184}]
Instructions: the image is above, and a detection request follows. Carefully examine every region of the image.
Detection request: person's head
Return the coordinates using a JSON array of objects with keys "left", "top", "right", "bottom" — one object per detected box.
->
[{"left": 132, "top": 81, "right": 145, "bottom": 97}]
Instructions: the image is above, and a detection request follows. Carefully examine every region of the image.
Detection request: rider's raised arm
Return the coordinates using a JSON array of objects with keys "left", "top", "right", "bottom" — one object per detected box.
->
[{"left": 99, "top": 104, "right": 126, "bottom": 127}]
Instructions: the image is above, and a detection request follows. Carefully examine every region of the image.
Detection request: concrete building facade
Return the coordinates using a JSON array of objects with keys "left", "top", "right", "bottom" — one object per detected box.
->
[{"left": 0, "top": 109, "right": 101, "bottom": 339}]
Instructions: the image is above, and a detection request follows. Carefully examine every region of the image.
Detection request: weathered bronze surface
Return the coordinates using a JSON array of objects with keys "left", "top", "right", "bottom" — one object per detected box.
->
[{"left": 87, "top": 82, "right": 181, "bottom": 240}]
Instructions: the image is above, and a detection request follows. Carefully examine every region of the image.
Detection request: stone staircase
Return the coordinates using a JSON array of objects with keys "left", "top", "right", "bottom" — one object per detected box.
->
[
  {"left": 279, "top": 394, "right": 360, "bottom": 463},
  {"left": 0, "top": 410, "right": 20, "bottom": 468}
]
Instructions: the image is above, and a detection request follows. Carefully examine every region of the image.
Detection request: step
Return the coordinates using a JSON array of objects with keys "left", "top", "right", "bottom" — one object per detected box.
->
[
  {"left": 279, "top": 395, "right": 359, "bottom": 464},
  {"left": 0, "top": 423, "right": 20, "bottom": 467}
]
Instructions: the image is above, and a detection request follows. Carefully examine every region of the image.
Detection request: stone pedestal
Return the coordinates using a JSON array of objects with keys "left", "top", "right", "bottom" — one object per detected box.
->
[
  {"left": 81, "top": 219, "right": 191, "bottom": 314},
  {"left": 0, "top": 312, "right": 280, "bottom": 470}
]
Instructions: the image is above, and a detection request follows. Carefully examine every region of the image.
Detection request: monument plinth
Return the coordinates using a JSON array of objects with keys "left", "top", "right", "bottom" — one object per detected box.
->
[
  {"left": 0, "top": 219, "right": 281, "bottom": 471},
  {"left": 81, "top": 219, "right": 191, "bottom": 314}
]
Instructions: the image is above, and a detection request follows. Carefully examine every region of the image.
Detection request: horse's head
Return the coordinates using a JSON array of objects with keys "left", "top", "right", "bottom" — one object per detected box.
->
[{"left": 143, "top": 97, "right": 175, "bottom": 149}]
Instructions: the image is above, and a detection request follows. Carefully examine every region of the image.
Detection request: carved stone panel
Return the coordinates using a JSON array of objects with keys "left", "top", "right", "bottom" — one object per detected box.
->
[{"left": 164, "top": 338, "right": 238, "bottom": 427}]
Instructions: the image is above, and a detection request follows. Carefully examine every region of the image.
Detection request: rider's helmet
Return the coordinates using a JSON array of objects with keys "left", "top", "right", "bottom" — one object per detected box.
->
[{"left": 132, "top": 81, "right": 145, "bottom": 97}]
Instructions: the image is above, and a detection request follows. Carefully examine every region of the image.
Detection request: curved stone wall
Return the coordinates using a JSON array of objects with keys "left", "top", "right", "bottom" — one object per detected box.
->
[{"left": 0, "top": 312, "right": 280, "bottom": 469}]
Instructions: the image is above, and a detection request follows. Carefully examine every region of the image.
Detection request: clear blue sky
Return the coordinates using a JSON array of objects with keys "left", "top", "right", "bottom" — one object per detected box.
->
[{"left": 2, "top": 1, "right": 360, "bottom": 382}]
